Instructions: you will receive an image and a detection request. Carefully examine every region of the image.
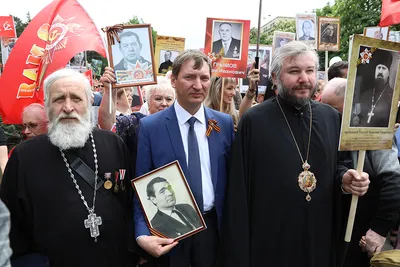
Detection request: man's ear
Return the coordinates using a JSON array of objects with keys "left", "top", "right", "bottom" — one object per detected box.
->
[
  {"left": 170, "top": 75, "right": 177, "bottom": 88},
  {"left": 149, "top": 197, "right": 157, "bottom": 206},
  {"left": 271, "top": 72, "right": 278, "bottom": 86}
]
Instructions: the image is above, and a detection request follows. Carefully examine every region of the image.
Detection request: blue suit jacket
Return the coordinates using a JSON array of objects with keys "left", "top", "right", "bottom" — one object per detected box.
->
[{"left": 134, "top": 104, "right": 235, "bottom": 238}]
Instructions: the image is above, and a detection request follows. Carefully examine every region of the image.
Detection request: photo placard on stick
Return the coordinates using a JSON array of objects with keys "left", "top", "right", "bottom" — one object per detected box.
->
[
  {"left": 296, "top": 13, "right": 317, "bottom": 49},
  {"left": 272, "top": 31, "right": 295, "bottom": 55},
  {"left": 363, "top": 26, "right": 390, "bottom": 41},
  {"left": 155, "top": 35, "right": 185, "bottom": 75},
  {"left": 204, "top": 17, "right": 250, "bottom": 78},
  {"left": 131, "top": 161, "right": 206, "bottom": 241},
  {"left": 317, "top": 17, "right": 340, "bottom": 51},
  {"left": 106, "top": 24, "right": 157, "bottom": 88},
  {"left": 240, "top": 44, "right": 272, "bottom": 93},
  {"left": 339, "top": 35, "right": 400, "bottom": 151}
]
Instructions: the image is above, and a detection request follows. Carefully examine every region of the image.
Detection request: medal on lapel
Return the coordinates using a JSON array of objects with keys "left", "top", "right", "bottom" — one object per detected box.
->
[
  {"left": 119, "top": 169, "right": 126, "bottom": 191},
  {"left": 114, "top": 171, "right": 119, "bottom": 193},
  {"left": 104, "top": 172, "right": 112, "bottom": 190}
]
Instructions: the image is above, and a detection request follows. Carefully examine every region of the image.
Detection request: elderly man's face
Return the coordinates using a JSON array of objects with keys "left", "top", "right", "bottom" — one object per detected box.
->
[
  {"left": 47, "top": 77, "right": 89, "bottom": 126},
  {"left": 275, "top": 52, "right": 317, "bottom": 105},
  {"left": 218, "top": 23, "right": 233, "bottom": 42},
  {"left": 22, "top": 112, "right": 48, "bottom": 139},
  {"left": 150, "top": 181, "right": 176, "bottom": 209},
  {"left": 120, "top": 35, "right": 141, "bottom": 63},
  {"left": 375, "top": 64, "right": 390, "bottom": 84}
]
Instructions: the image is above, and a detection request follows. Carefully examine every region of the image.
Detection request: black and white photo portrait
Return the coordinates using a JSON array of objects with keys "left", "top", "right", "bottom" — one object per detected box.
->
[
  {"left": 320, "top": 23, "right": 338, "bottom": 44},
  {"left": 132, "top": 161, "right": 206, "bottom": 240},
  {"left": 364, "top": 27, "right": 390, "bottom": 41},
  {"left": 298, "top": 20, "right": 315, "bottom": 41},
  {"left": 350, "top": 47, "right": 398, "bottom": 127},
  {"left": 158, "top": 50, "right": 179, "bottom": 74},
  {"left": 107, "top": 24, "right": 157, "bottom": 88},
  {"left": 212, "top": 21, "right": 243, "bottom": 59}
]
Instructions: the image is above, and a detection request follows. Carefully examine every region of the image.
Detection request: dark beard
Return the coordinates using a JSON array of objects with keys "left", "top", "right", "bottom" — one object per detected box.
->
[
  {"left": 278, "top": 84, "right": 312, "bottom": 108},
  {"left": 375, "top": 77, "right": 387, "bottom": 91}
]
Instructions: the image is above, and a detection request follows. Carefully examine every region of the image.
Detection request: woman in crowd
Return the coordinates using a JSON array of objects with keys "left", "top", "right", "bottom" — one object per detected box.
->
[
  {"left": 116, "top": 87, "right": 133, "bottom": 116},
  {"left": 204, "top": 77, "right": 239, "bottom": 130}
]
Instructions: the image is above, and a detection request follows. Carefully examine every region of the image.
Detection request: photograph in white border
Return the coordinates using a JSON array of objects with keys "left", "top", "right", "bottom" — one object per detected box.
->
[
  {"left": 211, "top": 21, "right": 243, "bottom": 60},
  {"left": 364, "top": 27, "right": 390, "bottom": 41},
  {"left": 133, "top": 162, "right": 205, "bottom": 239},
  {"left": 158, "top": 50, "right": 179, "bottom": 74},
  {"left": 296, "top": 13, "right": 317, "bottom": 48}
]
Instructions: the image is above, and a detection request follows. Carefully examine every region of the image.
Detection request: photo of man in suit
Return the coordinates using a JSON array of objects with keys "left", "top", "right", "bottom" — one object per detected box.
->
[
  {"left": 114, "top": 31, "right": 151, "bottom": 71},
  {"left": 212, "top": 22, "right": 241, "bottom": 59},
  {"left": 146, "top": 177, "right": 202, "bottom": 238},
  {"left": 134, "top": 49, "right": 235, "bottom": 266},
  {"left": 299, "top": 21, "right": 315, "bottom": 41}
]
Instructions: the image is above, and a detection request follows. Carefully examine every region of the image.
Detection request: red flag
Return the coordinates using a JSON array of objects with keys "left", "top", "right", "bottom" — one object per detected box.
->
[
  {"left": 379, "top": 0, "right": 400, "bottom": 27},
  {"left": 0, "top": 0, "right": 107, "bottom": 124},
  {"left": 0, "top": 16, "right": 16, "bottom": 38},
  {"left": 84, "top": 69, "right": 93, "bottom": 86}
]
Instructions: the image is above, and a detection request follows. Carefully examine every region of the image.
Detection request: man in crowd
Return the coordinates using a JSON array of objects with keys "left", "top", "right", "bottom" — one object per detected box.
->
[
  {"left": 114, "top": 31, "right": 150, "bottom": 71},
  {"left": 351, "top": 49, "right": 394, "bottom": 127},
  {"left": 328, "top": 61, "right": 349, "bottom": 81},
  {"left": 299, "top": 20, "right": 315, "bottom": 41},
  {"left": 219, "top": 41, "right": 370, "bottom": 267},
  {"left": 321, "top": 77, "right": 400, "bottom": 266},
  {"left": 212, "top": 22, "right": 241, "bottom": 59},
  {"left": 159, "top": 50, "right": 173, "bottom": 74},
  {"left": 134, "top": 49, "right": 235, "bottom": 266},
  {"left": 147, "top": 177, "right": 202, "bottom": 239},
  {"left": 0, "top": 69, "right": 139, "bottom": 266},
  {"left": 21, "top": 103, "right": 48, "bottom": 139}
]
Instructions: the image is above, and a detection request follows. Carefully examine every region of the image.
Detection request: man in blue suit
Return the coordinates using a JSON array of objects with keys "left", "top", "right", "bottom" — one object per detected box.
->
[{"left": 135, "top": 49, "right": 235, "bottom": 267}]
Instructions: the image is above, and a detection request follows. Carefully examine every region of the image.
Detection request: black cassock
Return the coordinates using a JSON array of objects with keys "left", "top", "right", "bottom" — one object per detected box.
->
[
  {"left": 219, "top": 96, "right": 352, "bottom": 267},
  {"left": 0, "top": 128, "right": 139, "bottom": 267}
]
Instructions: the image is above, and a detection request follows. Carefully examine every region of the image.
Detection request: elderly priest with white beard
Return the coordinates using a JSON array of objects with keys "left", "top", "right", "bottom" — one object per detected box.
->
[{"left": 0, "top": 69, "right": 139, "bottom": 267}]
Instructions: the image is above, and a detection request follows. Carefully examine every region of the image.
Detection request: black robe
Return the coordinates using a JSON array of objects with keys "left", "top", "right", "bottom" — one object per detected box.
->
[
  {"left": 219, "top": 96, "right": 352, "bottom": 267},
  {"left": 0, "top": 128, "right": 139, "bottom": 267}
]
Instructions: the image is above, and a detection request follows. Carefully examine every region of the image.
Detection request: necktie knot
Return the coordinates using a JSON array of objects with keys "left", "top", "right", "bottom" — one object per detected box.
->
[{"left": 188, "top": 117, "right": 197, "bottom": 127}]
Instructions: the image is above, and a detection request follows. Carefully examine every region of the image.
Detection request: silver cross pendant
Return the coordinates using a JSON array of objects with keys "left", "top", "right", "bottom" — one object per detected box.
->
[{"left": 84, "top": 212, "right": 102, "bottom": 242}]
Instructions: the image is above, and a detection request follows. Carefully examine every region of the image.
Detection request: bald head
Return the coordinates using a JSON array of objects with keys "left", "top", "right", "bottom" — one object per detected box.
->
[
  {"left": 22, "top": 103, "right": 48, "bottom": 139},
  {"left": 320, "top": 78, "right": 347, "bottom": 113}
]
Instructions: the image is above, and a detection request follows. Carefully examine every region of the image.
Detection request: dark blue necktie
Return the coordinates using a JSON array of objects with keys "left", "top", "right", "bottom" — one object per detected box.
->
[{"left": 187, "top": 117, "right": 203, "bottom": 213}]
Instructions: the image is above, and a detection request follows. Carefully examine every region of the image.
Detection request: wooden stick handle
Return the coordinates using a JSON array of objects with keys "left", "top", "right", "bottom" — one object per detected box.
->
[
  {"left": 219, "top": 78, "right": 225, "bottom": 112},
  {"left": 344, "top": 150, "right": 366, "bottom": 242}
]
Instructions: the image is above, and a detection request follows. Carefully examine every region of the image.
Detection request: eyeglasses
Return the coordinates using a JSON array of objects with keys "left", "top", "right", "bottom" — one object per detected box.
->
[{"left": 95, "top": 85, "right": 104, "bottom": 88}]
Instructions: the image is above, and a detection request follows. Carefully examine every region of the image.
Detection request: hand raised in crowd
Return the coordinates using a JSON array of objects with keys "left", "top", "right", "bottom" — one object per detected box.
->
[
  {"left": 342, "top": 169, "right": 370, "bottom": 196},
  {"left": 100, "top": 67, "right": 116, "bottom": 88},
  {"left": 247, "top": 61, "right": 260, "bottom": 92},
  {"left": 136, "top": 235, "right": 178, "bottom": 258},
  {"left": 360, "top": 229, "right": 386, "bottom": 257}
]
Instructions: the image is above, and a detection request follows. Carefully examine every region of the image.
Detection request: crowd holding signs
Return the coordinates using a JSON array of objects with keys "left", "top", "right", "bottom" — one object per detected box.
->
[{"left": 1, "top": 0, "right": 400, "bottom": 266}]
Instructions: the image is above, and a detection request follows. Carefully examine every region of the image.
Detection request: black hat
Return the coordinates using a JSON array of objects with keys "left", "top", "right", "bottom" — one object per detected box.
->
[{"left": 371, "top": 49, "right": 393, "bottom": 69}]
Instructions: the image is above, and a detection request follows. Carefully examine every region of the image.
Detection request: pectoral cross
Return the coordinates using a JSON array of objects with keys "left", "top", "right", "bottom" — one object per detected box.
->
[
  {"left": 367, "top": 108, "right": 375, "bottom": 124},
  {"left": 84, "top": 213, "right": 102, "bottom": 242}
]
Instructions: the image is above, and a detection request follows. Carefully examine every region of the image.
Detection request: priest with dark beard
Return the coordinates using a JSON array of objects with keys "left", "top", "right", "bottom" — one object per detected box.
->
[
  {"left": 0, "top": 69, "right": 139, "bottom": 266},
  {"left": 218, "top": 41, "right": 370, "bottom": 267}
]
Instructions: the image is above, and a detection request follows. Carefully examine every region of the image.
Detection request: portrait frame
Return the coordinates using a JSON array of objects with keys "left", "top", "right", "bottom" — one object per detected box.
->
[
  {"left": 296, "top": 13, "right": 317, "bottom": 49},
  {"left": 131, "top": 161, "right": 207, "bottom": 241},
  {"left": 272, "top": 31, "right": 296, "bottom": 55},
  {"left": 317, "top": 17, "right": 340, "bottom": 52},
  {"left": 363, "top": 26, "right": 390, "bottom": 41},
  {"left": 155, "top": 35, "right": 185, "bottom": 75},
  {"left": 339, "top": 34, "right": 400, "bottom": 151},
  {"left": 107, "top": 24, "right": 157, "bottom": 89},
  {"left": 240, "top": 44, "right": 272, "bottom": 93}
]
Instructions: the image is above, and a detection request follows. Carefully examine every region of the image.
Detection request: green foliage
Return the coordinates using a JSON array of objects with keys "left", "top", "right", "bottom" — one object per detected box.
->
[
  {"left": 315, "top": 0, "right": 382, "bottom": 69},
  {"left": 250, "top": 19, "right": 296, "bottom": 46},
  {"left": 125, "top": 16, "right": 158, "bottom": 50}
]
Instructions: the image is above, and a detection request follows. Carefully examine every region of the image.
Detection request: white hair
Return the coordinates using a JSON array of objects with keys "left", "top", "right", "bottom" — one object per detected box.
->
[
  {"left": 145, "top": 76, "right": 175, "bottom": 102},
  {"left": 43, "top": 68, "right": 92, "bottom": 111}
]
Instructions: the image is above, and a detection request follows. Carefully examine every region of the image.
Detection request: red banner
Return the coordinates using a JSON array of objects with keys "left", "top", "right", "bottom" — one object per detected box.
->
[
  {"left": 0, "top": 16, "right": 16, "bottom": 38},
  {"left": 84, "top": 69, "right": 93, "bottom": 86},
  {"left": 0, "top": 0, "right": 107, "bottom": 124},
  {"left": 379, "top": 0, "right": 400, "bottom": 27}
]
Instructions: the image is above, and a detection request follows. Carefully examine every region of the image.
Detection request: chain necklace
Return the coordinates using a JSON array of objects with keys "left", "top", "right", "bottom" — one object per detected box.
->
[
  {"left": 59, "top": 133, "right": 102, "bottom": 242},
  {"left": 367, "top": 86, "right": 388, "bottom": 124},
  {"left": 276, "top": 97, "right": 317, "bottom": 201}
]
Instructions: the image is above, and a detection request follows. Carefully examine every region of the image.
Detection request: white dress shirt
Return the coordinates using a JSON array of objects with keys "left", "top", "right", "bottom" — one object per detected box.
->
[{"left": 174, "top": 101, "right": 214, "bottom": 212}]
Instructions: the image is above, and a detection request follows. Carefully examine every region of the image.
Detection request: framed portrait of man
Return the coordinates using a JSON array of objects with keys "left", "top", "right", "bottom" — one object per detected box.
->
[
  {"left": 66, "top": 51, "right": 87, "bottom": 73},
  {"left": 364, "top": 26, "right": 390, "bottom": 41},
  {"left": 339, "top": 35, "right": 400, "bottom": 151},
  {"left": 131, "top": 161, "right": 206, "bottom": 241},
  {"left": 211, "top": 20, "right": 243, "bottom": 60},
  {"left": 272, "top": 31, "right": 296, "bottom": 55},
  {"left": 240, "top": 44, "right": 272, "bottom": 93},
  {"left": 107, "top": 24, "right": 157, "bottom": 88},
  {"left": 158, "top": 50, "right": 179, "bottom": 74},
  {"left": 317, "top": 17, "right": 340, "bottom": 51},
  {"left": 296, "top": 13, "right": 317, "bottom": 49},
  {"left": 154, "top": 35, "right": 185, "bottom": 75}
]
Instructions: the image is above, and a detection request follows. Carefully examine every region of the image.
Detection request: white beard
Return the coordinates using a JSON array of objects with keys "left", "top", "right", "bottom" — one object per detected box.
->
[{"left": 48, "top": 110, "right": 93, "bottom": 150}]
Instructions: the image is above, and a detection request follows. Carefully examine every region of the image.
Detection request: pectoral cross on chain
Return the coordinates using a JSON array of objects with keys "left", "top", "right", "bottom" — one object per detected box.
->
[
  {"left": 367, "top": 108, "right": 375, "bottom": 124},
  {"left": 84, "top": 213, "right": 102, "bottom": 242}
]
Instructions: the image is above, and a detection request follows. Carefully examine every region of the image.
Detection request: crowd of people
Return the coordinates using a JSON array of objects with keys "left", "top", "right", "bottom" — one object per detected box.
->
[{"left": 0, "top": 40, "right": 400, "bottom": 267}]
